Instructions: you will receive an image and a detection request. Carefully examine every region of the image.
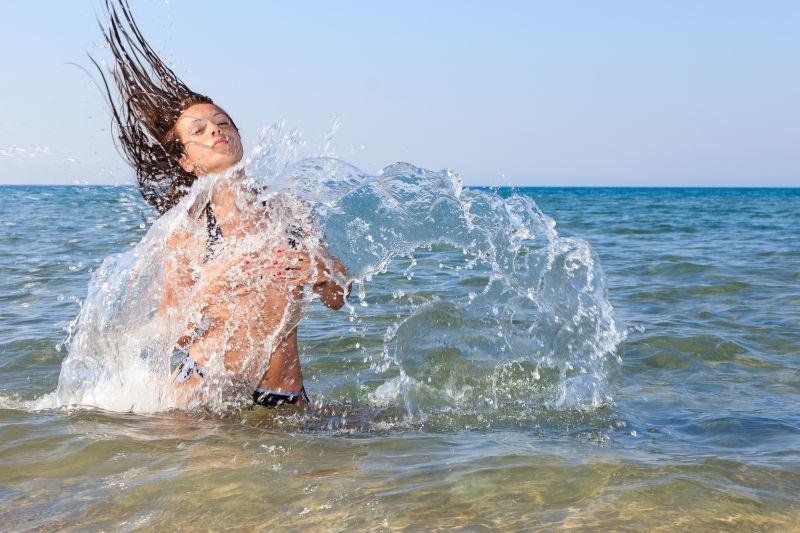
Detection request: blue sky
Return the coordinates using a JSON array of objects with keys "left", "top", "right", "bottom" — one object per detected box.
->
[{"left": 0, "top": 0, "right": 798, "bottom": 186}]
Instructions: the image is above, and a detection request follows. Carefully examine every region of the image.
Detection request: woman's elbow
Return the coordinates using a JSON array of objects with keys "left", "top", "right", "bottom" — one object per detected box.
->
[
  {"left": 327, "top": 298, "right": 345, "bottom": 310},
  {"left": 316, "top": 280, "right": 349, "bottom": 310},
  {"left": 324, "top": 286, "right": 346, "bottom": 310}
]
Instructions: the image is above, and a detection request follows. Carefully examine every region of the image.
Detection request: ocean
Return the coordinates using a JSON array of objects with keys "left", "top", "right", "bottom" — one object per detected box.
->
[{"left": 1, "top": 183, "right": 798, "bottom": 530}]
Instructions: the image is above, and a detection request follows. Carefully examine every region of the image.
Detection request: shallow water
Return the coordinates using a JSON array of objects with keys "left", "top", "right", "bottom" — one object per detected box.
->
[{"left": 1, "top": 185, "right": 799, "bottom": 531}]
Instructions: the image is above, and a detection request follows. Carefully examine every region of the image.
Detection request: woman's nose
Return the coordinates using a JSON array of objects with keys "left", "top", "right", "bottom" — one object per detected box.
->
[{"left": 207, "top": 120, "right": 221, "bottom": 136}]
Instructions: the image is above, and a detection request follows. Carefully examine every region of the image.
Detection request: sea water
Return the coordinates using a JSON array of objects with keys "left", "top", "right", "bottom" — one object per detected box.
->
[{"left": 1, "top": 162, "right": 798, "bottom": 527}]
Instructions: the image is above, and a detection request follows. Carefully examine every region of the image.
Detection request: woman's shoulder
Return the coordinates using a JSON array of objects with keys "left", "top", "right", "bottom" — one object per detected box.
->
[{"left": 165, "top": 220, "right": 206, "bottom": 254}]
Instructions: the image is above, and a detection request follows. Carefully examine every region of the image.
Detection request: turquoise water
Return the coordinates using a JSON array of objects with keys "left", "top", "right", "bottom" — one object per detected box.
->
[{"left": 1, "top": 185, "right": 799, "bottom": 530}]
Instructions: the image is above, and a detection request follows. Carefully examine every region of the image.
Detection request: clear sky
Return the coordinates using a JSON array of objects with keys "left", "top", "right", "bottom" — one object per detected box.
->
[{"left": 0, "top": 0, "right": 798, "bottom": 186}]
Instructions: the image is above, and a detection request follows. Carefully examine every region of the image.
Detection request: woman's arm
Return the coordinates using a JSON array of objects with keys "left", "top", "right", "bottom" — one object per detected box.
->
[{"left": 310, "top": 249, "right": 351, "bottom": 310}]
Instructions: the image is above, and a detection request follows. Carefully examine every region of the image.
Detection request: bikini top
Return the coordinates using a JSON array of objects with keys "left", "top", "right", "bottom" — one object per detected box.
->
[
  {"left": 204, "top": 203, "right": 222, "bottom": 260},
  {"left": 206, "top": 203, "right": 222, "bottom": 244}
]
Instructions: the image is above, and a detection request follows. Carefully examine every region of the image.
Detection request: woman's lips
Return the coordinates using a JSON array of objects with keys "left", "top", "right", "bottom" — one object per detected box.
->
[{"left": 213, "top": 138, "right": 229, "bottom": 148}]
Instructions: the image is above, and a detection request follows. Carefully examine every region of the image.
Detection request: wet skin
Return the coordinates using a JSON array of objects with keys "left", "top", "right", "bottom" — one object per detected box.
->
[{"left": 162, "top": 103, "right": 347, "bottom": 406}]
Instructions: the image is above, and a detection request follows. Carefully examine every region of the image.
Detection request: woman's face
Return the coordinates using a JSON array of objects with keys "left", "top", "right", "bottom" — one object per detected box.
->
[{"left": 175, "top": 103, "right": 243, "bottom": 176}]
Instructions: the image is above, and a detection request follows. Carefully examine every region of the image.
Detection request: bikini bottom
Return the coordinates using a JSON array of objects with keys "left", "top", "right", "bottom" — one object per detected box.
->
[
  {"left": 174, "top": 358, "right": 310, "bottom": 408},
  {"left": 252, "top": 386, "right": 310, "bottom": 408},
  {"left": 174, "top": 357, "right": 205, "bottom": 383}
]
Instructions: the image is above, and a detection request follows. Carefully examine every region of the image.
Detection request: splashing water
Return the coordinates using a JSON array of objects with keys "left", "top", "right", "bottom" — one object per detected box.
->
[{"left": 35, "top": 125, "right": 623, "bottom": 417}]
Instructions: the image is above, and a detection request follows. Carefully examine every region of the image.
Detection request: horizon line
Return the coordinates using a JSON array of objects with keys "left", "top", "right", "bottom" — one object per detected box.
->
[{"left": 1, "top": 183, "right": 797, "bottom": 190}]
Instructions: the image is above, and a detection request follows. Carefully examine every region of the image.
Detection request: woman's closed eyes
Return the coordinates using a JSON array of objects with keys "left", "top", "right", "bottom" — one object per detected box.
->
[{"left": 186, "top": 112, "right": 233, "bottom": 136}]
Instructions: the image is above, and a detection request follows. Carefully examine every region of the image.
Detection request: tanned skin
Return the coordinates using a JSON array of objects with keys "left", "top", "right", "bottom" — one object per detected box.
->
[{"left": 161, "top": 103, "right": 347, "bottom": 406}]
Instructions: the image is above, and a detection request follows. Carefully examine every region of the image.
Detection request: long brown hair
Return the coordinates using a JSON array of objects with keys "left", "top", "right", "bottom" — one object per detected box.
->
[{"left": 94, "top": 0, "right": 213, "bottom": 214}]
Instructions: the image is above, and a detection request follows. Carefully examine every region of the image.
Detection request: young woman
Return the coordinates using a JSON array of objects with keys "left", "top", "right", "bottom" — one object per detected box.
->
[{"left": 97, "top": 0, "right": 348, "bottom": 409}]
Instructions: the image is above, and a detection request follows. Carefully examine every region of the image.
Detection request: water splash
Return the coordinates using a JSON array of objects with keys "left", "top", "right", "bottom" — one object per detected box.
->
[{"left": 36, "top": 124, "right": 623, "bottom": 417}]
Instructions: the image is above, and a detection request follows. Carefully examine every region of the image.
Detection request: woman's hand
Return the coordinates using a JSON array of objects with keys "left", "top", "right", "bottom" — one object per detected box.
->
[
  {"left": 206, "top": 243, "right": 314, "bottom": 300},
  {"left": 256, "top": 246, "right": 315, "bottom": 300},
  {"left": 195, "top": 237, "right": 348, "bottom": 307},
  {"left": 310, "top": 253, "right": 350, "bottom": 310},
  {"left": 244, "top": 243, "right": 349, "bottom": 307}
]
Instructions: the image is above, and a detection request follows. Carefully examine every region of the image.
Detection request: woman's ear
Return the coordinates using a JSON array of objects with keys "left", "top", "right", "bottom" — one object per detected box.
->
[
  {"left": 168, "top": 129, "right": 196, "bottom": 174},
  {"left": 179, "top": 154, "right": 195, "bottom": 173}
]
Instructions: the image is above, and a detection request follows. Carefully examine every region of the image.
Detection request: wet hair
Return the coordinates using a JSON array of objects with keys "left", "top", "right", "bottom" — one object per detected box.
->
[{"left": 93, "top": 0, "right": 215, "bottom": 214}]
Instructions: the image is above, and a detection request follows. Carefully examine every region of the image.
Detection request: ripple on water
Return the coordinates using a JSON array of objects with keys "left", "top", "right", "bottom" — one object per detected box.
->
[
  {"left": 674, "top": 414, "right": 800, "bottom": 450},
  {"left": 624, "top": 333, "right": 758, "bottom": 369},
  {"left": 629, "top": 281, "right": 759, "bottom": 303}
]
